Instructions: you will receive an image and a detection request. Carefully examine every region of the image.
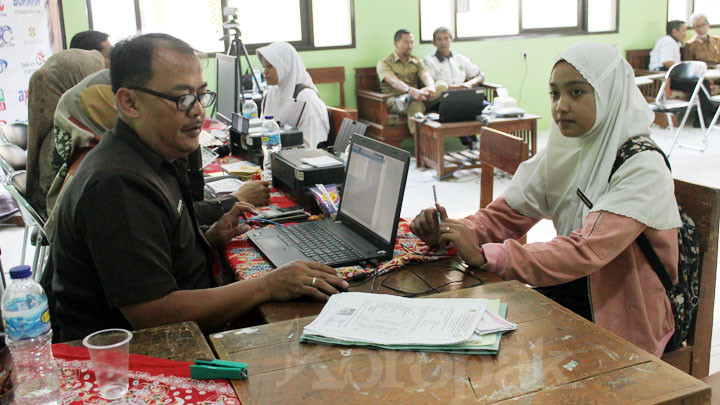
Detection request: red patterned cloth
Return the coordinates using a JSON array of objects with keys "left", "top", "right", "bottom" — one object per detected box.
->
[
  {"left": 224, "top": 215, "right": 455, "bottom": 281},
  {"left": 52, "top": 344, "right": 240, "bottom": 404}
]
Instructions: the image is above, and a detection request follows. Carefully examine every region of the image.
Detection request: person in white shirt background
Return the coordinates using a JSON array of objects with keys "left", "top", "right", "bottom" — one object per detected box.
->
[
  {"left": 648, "top": 20, "right": 686, "bottom": 71},
  {"left": 423, "top": 26, "right": 485, "bottom": 90},
  {"left": 256, "top": 42, "right": 330, "bottom": 149}
]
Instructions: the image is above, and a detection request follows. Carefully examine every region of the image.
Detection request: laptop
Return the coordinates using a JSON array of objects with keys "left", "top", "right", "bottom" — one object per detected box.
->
[
  {"left": 249, "top": 135, "right": 411, "bottom": 268},
  {"left": 435, "top": 88, "right": 487, "bottom": 122}
]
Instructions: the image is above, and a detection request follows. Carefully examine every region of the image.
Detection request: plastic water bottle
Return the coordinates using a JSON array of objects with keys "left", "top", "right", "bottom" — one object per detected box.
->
[
  {"left": 241, "top": 95, "right": 258, "bottom": 119},
  {"left": 261, "top": 115, "right": 281, "bottom": 181},
  {"left": 1, "top": 265, "right": 61, "bottom": 405}
]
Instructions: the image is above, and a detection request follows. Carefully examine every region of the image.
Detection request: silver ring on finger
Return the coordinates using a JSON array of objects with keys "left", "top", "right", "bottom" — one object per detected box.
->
[{"left": 311, "top": 277, "right": 317, "bottom": 287}]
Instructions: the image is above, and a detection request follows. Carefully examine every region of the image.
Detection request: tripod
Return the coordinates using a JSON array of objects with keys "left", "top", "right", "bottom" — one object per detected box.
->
[{"left": 222, "top": 17, "right": 263, "bottom": 114}]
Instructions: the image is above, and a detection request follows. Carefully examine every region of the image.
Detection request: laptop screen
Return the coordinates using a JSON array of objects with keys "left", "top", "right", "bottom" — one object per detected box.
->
[{"left": 340, "top": 142, "right": 406, "bottom": 244}]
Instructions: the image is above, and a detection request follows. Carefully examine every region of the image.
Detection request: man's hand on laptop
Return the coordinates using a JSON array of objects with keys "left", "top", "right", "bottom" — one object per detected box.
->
[
  {"left": 262, "top": 261, "right": 349, "bottom": 302},
  {"left": 232, "top": 180, "right": 271, "bottom": 207},
  {"left": 204, "top": 203, "right": 256, "bottom": 249}
]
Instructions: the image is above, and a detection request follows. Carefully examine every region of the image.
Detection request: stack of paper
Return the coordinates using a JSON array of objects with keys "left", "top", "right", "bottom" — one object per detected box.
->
[
  {"left": 221, "top": 161, "right": 261, "bottom": 181},
  {"left": 205, "top": 178, "right": 244, "bottom": 197},
  {"left": 300, "top": 156, "right": 342, "bottom": 167},
  {"left": 300, "top": 292, "right": 516, "bottom": 354}
]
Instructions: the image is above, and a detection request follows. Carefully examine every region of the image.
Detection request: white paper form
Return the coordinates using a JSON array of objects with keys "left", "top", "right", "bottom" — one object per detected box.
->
[{"left": 304, "top": 292, "right": 488, "bottom": 346}]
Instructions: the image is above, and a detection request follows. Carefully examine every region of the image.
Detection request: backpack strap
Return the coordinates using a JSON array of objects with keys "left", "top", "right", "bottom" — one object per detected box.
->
[
  {"left": 609, "top": 135, "right": 675, "bottom": 291},
  {"left": 609, "top": 136, "right": 671, "bottom": 181},
  {"left": 293, "top": 84, "right": 314, "bottom": 99}
]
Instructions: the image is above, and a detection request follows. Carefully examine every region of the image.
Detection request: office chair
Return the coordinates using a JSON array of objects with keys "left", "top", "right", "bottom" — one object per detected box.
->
[
  {"left": 3, "top": 171, "right": 49, "bottom": 282},
  {"left": 0, "top": 123, "right": 28, "bottom": 150},
  {"left": 705, "top": 94, "right": 720, "bottom": 144},
  {"left": 649, "top": 61, "right": 709, "bottom": 156}
]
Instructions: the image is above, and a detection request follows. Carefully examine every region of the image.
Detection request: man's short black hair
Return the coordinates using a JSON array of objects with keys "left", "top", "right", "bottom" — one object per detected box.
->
[
  {"left": 109, "top": 33, "right": 197, "bottom": 93},
  {"left": 394, "top": 29, "right": 411, "bottom": 42},
  {"left": 69, "top": 30, "right": 109, "bottom": 52},
  {"left": 432, "top": 26, "right": 453, "bottom": 42},
  {"left": 666, "top": 20, "right": 685, "bottom": 36}
]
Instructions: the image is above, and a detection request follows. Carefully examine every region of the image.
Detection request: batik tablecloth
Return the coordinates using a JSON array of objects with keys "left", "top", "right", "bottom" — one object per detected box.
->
[{"left": 52, "top": 344, "right": 240, "bottom": 405}]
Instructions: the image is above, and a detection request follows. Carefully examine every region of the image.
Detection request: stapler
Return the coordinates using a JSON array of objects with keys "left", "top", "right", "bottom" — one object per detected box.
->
[{"left": 190, "top": 358, "right": 248, "bottom": 380}]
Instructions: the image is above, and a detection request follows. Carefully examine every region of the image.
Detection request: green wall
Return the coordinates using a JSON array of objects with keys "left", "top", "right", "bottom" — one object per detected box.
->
[{"left": 61, "top": 0, "right": 720, "bottom": 130}]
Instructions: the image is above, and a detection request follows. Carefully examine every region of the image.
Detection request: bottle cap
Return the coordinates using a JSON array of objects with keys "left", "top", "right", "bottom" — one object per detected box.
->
[
  {"left": 9, "top": 265, "right": 32, "bottom": 279},
  {"left": 264, "top": 115, "right": 274, "bottom": 120},
  {"left": 244, "top": 94, "right": 253, "bottom": 100}
]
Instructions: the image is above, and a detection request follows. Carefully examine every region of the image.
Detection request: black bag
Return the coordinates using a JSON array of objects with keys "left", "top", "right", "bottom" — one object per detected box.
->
[{"left": 609, "top": 135, "right": 700, "bottom": 351}]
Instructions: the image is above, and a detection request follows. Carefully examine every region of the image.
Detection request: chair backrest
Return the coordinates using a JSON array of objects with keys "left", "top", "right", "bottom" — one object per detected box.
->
[
  {"left": 0, "top": 123, "right": 28, "bottom": 150},
  {"left": 0, "top": 144, "right": 27, "bottom": 173},
  {"left": 354, "top": 67, "right": 381, "bottom": 92},
  {"left": 332, "top": 117, "right": 368, "bottom": 154},
  {"left": 625, "top": 49, "right": 651, "bottom": 70},
  {"left": 478, "top": 127, "right": 529, "bottom": 208},
  {"left": 4, "top": 171, "right": 46, "bottom": 230},
  {"left": 661, "top": 179, "right": 720, "bottom": 379},
  {"left": 307, "top": 67, "right": 346, "bottom": 107},
  {"left": 655, "top": 61, "right": 708, "bottom": 104}
]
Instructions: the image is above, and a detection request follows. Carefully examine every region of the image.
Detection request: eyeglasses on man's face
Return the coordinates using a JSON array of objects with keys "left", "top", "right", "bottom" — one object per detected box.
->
[{"left": 128, "top": 87, "right": 217, "bottom": 111}]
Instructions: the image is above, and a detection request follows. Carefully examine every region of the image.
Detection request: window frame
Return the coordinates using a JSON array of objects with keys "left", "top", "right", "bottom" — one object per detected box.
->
[
  {"left": 86, "top": 0, "right": 357, "bottom": 53},
  {"left": 419, "top": 0, "right": 619, "bottom": 43},
  {"left": 666, "top": 0, "right": 720, "bottom": 28}
]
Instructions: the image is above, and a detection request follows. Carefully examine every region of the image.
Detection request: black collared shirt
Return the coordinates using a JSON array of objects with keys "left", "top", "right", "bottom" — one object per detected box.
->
[{"left": 48, "top": 119, "right": 214, "bottom": 342}]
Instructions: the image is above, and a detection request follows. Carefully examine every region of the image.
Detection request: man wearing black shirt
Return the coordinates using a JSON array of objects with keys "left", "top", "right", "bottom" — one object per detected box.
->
[{"left": 47, "top": 33, "right": 347, "bottom": 341}]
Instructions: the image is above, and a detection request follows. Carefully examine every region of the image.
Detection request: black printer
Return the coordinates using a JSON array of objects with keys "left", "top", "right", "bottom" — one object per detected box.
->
[
  {"left": 229, "top": 113, "right": 303, "bottom": 164},
  {"left": 270, "top": 149, "right": 345, "bottom": 213}
]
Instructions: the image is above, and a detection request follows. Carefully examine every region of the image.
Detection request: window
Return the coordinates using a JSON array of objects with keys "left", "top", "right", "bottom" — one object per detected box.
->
[
  {"left": 86, "top": 0, "right": 355, "bottom": 53},
  {"left": 419, "top": 0, "right": 617, "bottom": 42},
  {"left": 667, "top": 0, "right": 720, "bottom": 26}
]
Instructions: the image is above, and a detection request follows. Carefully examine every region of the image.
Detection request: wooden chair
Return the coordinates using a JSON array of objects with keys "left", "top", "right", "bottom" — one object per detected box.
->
[
  {"left": 354, "top": 67, "right": 410, "bottom": 147},
  {"left": 478, "top": 127, "right": 529, "bottom": 208},
  {"left": 626, "top": 49, "right": 653, "bottom": 74},
  {"left": 307, "top": 67, "right": 348, "bottom": 108},
  {"left": 660, "top": 179, "right": 720, "bottom": 379}
]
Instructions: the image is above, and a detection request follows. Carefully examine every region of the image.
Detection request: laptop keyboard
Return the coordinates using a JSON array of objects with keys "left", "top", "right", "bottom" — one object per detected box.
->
[{"left": 277, "top": 222, "right": 362, "bottom": 265}]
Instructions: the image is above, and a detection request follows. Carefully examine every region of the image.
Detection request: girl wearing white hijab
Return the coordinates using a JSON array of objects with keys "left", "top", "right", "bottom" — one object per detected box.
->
[
  {"left": 256, "top": 42, "right": 330, "bottom": 149},
  {"left": 410, "top": 42, "right": 681, "bottom": 357}
]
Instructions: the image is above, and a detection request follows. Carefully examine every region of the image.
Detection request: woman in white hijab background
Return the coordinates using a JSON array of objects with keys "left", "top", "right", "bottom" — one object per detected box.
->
[
  {"left": 410, "top": 42, "right": 682, "bottom": 357},
  {"left": 256, "top": 42, "right": 330, "bottom": 149}
]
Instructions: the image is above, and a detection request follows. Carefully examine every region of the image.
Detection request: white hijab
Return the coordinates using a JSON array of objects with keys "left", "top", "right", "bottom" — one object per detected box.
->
[
  {"left": 504, "top": 42, "right": 680, "bottom": 236},
  {"left": 256, "top": 41, "right": 319, "bottom": 118}
]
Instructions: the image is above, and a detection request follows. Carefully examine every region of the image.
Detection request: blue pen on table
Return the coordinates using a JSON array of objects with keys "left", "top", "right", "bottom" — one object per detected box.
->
[{"left": 432, "top": 185, "right": 442, "bottom": 224}]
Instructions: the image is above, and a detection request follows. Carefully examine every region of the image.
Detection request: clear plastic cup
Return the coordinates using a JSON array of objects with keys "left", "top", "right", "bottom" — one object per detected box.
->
[{"left": 82, "top": 329, "right": 133, "bottom": 400}]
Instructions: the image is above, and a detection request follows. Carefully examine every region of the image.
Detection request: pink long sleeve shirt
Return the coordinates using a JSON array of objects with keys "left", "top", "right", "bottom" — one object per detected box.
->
[{"left": 461, "top": 197, "right": 678, "bottom": 357}]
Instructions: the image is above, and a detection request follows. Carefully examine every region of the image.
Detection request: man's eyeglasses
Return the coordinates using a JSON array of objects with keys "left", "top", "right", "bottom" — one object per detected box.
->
[
  {"left": 128, "top": 87, "right": 217, "bottom": 111},
  {"left": 693, "top": 22, "right": 709, "bottom": 29}
]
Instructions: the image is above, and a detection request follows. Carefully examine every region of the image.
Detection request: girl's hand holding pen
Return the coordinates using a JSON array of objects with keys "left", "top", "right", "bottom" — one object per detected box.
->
[{"left": 410, "top": 203, "right": 448, "bottom": 247}]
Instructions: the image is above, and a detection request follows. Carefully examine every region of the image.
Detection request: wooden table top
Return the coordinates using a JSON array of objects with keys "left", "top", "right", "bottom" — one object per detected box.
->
[
  {"left": 65, "top": 321, "right": 214, "bottom": 362},
  {"left": 212, "top": 280, "right": 710, "bottom": 404},
  {"left": 410, "top": 113, "right": 541, "bottom": 130},
  {"left": 258, "top": 258, "right": 502, "bottom": 323}
]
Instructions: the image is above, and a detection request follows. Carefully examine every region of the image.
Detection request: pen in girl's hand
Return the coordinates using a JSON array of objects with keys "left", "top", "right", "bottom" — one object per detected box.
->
[{"left": 432, "top": 185, "right": 442, "bottom": 224}]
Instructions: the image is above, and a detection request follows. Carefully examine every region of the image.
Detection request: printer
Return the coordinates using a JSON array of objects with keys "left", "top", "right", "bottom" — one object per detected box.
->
[
  {"left": 271, "top": 149, "right": 345, "bottom": 213},
  {"left": 490, "top": 87, "right": 525, "bottom": 118},
  {"left": 229, "top": 113, "right": 304, "bottom": 164}
]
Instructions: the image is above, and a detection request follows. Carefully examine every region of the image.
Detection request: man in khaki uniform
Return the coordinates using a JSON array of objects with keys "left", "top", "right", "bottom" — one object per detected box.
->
[
  {"left": 684, "top": 13, "right": 719, "bottom": 69},
  {"left": 377, "top": 29, "right": 446, "bottom": 133}
]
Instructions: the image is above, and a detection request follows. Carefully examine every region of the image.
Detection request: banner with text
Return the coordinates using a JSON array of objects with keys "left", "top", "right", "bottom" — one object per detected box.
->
[{"left": 0, "top": 0, "right": 55, "bottom": 126}]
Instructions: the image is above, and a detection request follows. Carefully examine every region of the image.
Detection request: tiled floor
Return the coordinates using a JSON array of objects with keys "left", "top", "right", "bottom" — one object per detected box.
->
[{"left": 1, "top": 123, "right": 719, "bottom": 372}]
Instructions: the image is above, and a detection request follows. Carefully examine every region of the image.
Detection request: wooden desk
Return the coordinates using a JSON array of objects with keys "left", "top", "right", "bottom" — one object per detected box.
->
[
  {"left": 211, "top": 281, "right": 710, "bottom": 404},
  {"left": 258, "top": 258, "right": 502, "bottom": 324},
  {"left": 66, "top": 321, "right": 214, "bottom": 362},
  {"left": 411, "top": 114, "right": 540, "bottom": 178}
]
